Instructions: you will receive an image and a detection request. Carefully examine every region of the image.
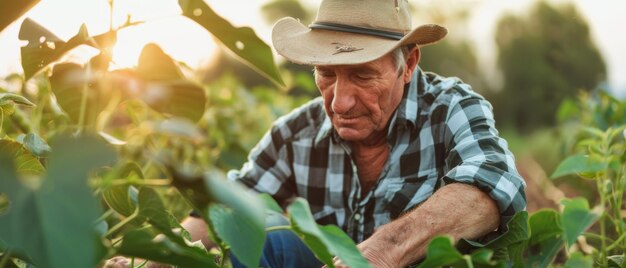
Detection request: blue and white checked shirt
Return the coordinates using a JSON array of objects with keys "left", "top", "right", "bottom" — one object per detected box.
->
[{"left": 228, "top": 67, "right": 527, "bottom": 242}]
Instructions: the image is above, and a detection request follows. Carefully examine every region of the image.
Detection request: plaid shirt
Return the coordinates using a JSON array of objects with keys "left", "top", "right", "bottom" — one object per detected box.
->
[{"left": 228, "top": 68, "right": 527, "bottom": 242}]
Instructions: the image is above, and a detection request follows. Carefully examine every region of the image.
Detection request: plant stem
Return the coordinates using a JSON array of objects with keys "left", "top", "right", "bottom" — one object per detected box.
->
[
  {"left": 463, "top": 255, "right": 474, "bottom": 268},
  {"left": 607, "top": 232, "right": 626, "bottom": 251},
  {"left": 109, "top": 0, "right": 114, "bottom": 31},
  {"left": 77, "top": 64, "right": 91, "bottom": 134},
  {"left": 0, "top": 250, "right": 11, "bottom": 268},
  {"left": 265, "top": 225, "right": 292, "bottom": 232},
  {"left": 0, "top": 107, "right": 4, "bottom": 136},
  {"left": 105, "top": 208, "right": 139, "bottom": 237},
  {"left": 584, "top": 232, "right": 615, "bottom": 244},
  {"left": 96, "top": 208, "right": 114, "bottom": 223}
]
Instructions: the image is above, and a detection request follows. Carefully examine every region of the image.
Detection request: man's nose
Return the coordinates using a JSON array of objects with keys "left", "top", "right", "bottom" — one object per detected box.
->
[{"left": 331, "top": 77, "right": 356, "bottom": 114}]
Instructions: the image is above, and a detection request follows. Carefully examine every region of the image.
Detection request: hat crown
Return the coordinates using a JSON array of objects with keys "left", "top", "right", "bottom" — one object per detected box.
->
[{"left": 315, "top": 0, "right": 412, "bottom": 33}]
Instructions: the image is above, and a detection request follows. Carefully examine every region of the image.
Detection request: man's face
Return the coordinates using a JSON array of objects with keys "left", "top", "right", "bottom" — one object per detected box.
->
[{"left": 314, "top": 53, "right": 413, "bottom": 144}]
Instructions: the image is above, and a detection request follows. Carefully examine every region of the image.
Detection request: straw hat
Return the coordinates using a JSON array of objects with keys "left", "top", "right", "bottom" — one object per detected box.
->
[{"left": 271, "top": 0, "right": 447, "bottom": 66}]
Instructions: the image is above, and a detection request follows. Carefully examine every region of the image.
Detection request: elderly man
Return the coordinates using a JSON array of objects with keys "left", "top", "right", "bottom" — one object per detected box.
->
[{"left": 107, "top": 0, "right": 526, "bottom": 267}]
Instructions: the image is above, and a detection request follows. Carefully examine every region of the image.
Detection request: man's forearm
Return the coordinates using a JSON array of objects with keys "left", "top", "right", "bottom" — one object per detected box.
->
[{"left": 359, "top": 183, "right": 500, "bottom": 267}]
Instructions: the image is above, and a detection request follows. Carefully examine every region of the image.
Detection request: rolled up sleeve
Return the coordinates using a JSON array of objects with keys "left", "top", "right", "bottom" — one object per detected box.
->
[{"left": 442, "top": 96, "right": 527, "bottom": 231}]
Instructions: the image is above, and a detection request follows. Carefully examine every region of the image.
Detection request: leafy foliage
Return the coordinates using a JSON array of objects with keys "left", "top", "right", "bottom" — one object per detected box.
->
[
  {"left": 0, "top": 0, "right": 40, "bottom": 32},
  {"left": 0, "top": 0, "right": 623, "bottom": 267},
  {"left": 179, "top": 0, "right": 285, "bottom": 87},
  {"left": 0, "top": 135, "right": 116, "bottom": 267},
  {"left": 493, "top": 1, "right": 606, "bottom": 132},
  {"left": 288, "top": 198, "right": 371, "bottom": 268}
]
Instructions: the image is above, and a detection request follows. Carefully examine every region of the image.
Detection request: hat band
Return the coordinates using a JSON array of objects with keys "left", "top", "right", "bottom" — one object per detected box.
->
[{"left": 309, "top": 22, "right": 404, "bottom": 40}]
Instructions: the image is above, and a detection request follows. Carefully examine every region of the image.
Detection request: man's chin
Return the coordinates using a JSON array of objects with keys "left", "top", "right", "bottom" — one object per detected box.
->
[{"left": 335, "top": 128, "right": 368, "bottom": 141}]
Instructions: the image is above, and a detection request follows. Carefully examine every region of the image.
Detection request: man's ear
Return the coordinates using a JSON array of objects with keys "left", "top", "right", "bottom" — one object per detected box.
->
[{"left": 403, "top": 46, "right": 421, "bottom": 83}]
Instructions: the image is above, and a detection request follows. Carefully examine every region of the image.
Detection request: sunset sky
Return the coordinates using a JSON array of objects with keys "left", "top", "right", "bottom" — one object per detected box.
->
[{"left": 1, "top": 0, "right": 624, "bottom": 97}]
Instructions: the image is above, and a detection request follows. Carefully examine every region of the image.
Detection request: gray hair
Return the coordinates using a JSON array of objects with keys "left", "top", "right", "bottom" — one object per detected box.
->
[{"left": 391, "top": 45, "right": 412, "bottom": 73}]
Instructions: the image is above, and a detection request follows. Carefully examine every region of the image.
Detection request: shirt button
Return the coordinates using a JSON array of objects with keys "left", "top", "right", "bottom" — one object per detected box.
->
[{"left": 354, "top": 213, "right": 361, "bottom": 221}]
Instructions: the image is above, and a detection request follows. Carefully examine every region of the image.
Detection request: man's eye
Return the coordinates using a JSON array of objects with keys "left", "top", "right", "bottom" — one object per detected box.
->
[
  {"left": 317, "top": 71, "right": 336, "bottom": 78},
  {"left": 354, "top": 74, "right": 371, "bottom": 80}
]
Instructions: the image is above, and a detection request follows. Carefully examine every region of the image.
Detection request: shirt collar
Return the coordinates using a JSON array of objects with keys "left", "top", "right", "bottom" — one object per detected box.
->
[{"left": 315, "top": 67, "right": 425, "bottom": 145}]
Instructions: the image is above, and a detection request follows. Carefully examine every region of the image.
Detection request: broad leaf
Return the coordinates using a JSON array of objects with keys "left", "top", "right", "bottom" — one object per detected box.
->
[
  {"left": 0, "top": 93, "right": 35, "bottom": 117},
  {"left": 0, "top": 134, "right": 116, "bottom": 267},
  {"left": 0, "top": 139, "right": 44, "bottom": 175},
  {"left": 0, "top": 93, "right": 35, "bottom": 107},
  {"left": 607, "top": 255, "right": 624, "bottom": 268},
  {"left": 138, "top": 187, "right": 188, "bottom": 244},
  {"left": 19, "top": 18, "right": 117, "bottom": 80},
  {"left": 103, "top": 185, "right": 138, "bottom": 217},
  {"left": 561, "top": 198, "right": 600, "bottom": 247},
  {"left": 21, "top": 133, "right": 51, "bottom": 157},
  {"left": 0, "top": 0, "right": 40, "bottom": 32},
  {"left": 524, "top": 237, "right": 562, "bottom": 268},
  {"left": 116, "top": 44, "right": 207, "bottom": 122},
  {"left": 564, "top": 252, "right": 593, "bottom": 268},
  {"left": 259, "top": 193, "right": 284, "bottom": 214},
  {"left": 416, "top": 236, "right": 464, "bottom": 268},
  {"left": 137, "top": 43, "right": 183, "bottom": 81},
  {"left": 288, "top": 198, "right": 370, "bottom": 268},
  {"left": 49, "top": 63, "right": 112, "bottom": 127},
  {"left": 179, "top": 0, "right": 285, "bottom": 87},
  {"left": 551, "top": 154, "right": 606, "bottom": 179},
  {"left": 528, "top": 209, "right": 562, "bottom": 246},
  {"left": 523, "top": 209, "right": 563, "bottom": 268},
  {"left": 118, "top": 229, "right": 217, "bottom": 268},
  {"left": 203, "top": 171, "right": 266, "bottom": 268}
]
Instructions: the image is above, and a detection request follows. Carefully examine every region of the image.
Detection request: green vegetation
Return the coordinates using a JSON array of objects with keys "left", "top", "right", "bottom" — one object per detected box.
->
[{"left": 1, "top": 0, "right": 624, "bottom": 267}]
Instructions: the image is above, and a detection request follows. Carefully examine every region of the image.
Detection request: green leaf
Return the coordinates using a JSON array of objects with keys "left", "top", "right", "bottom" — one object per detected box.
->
[
  {"left": 564, "top": 252, "right": 593, "bottom": 268},
  {"left": 49, "top": 63, "right": 111, "bottom": 126},
  {"left": 523, "top": 209, "right": 563, "bottom": 267},
  {"left": 0, "top": 0, "right": 41, "bottom": 32},
  {"left": 525, "top": 237, "right": 563, "bottom": 268},
  {"left": 103, "top": 185, "right": 138, "bottom": 217},
  {"left": 0, "top": 93, "right": 35, "bottom": 107},
  {"left": 141, "top": 81, "right": 207, "bottom": 122},
  {"left": 288, "top": 198, "right": 371, "bottom": 268},
  {"left": 561, "top": 198, "right": 600, "bottom": 247},
  {"left": 137, "top": 43, "right": 183, "bottom": 81},
  {"left": 607, "top": 255, "right": 624, "bottom": 268},
  {"left": 259, "top": 193, "right": 284, "bottom": 214},
  {"left": 22, "top": 133, "right": 51, "bottom": 157},
  {"left": 551, "top": 154, "right": 606, "bottom": 179},
  {"left": 118, "top": 228, "right": 217, "bottom": 268},
  {"left": 137, "top": 187, "right": 187, "bottom": 244},
  {"left": 416, "top": 236, "right": 464, "bottom": 268},
  {"left": 469, "top": 248, "right": 497, "bottom": 265},
  {"left": 179, "top": 0, "right": 285, "bottom": 87},
  {"left": 0, "top": 139, "right": 44, "bottom": 175},
  {"left": 19, "top": 19, "right": 116, "bottom": 80},
  {"left": 0, "top": 134, "right": 116, "bottom": 267},
  {"left": 203, "top": 171, "right": 266, "bottom": 268},
  {"left": 112, "top": 44, "right": 206, "bottom": 122},
  {"left": 528, "top": 209, "right": 562, "bottom": 246}
]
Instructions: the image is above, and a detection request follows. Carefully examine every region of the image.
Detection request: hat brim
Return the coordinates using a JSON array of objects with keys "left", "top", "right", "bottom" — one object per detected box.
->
[{"left": 272, "top": 17, "right": 447, "bottom": 66}]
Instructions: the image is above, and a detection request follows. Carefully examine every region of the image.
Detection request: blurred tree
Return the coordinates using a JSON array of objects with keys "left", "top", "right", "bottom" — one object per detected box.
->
[
  {"left": 413, "top": 0, "right": 488, "bottom": 93},
  {"left": 261, "top": 0, "right": 318, "bottom": 98},
  {"left": 261, "top": 0, "right": 312, "bottom": 25},
  {"left": 493, "top": 1, "right": 606, "bottom": 132}
]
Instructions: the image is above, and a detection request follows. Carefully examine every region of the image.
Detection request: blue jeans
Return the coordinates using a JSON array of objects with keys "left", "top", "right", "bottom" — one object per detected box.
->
[{"left": 231, "top": 213, "right": 323, "bottom": 268}]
